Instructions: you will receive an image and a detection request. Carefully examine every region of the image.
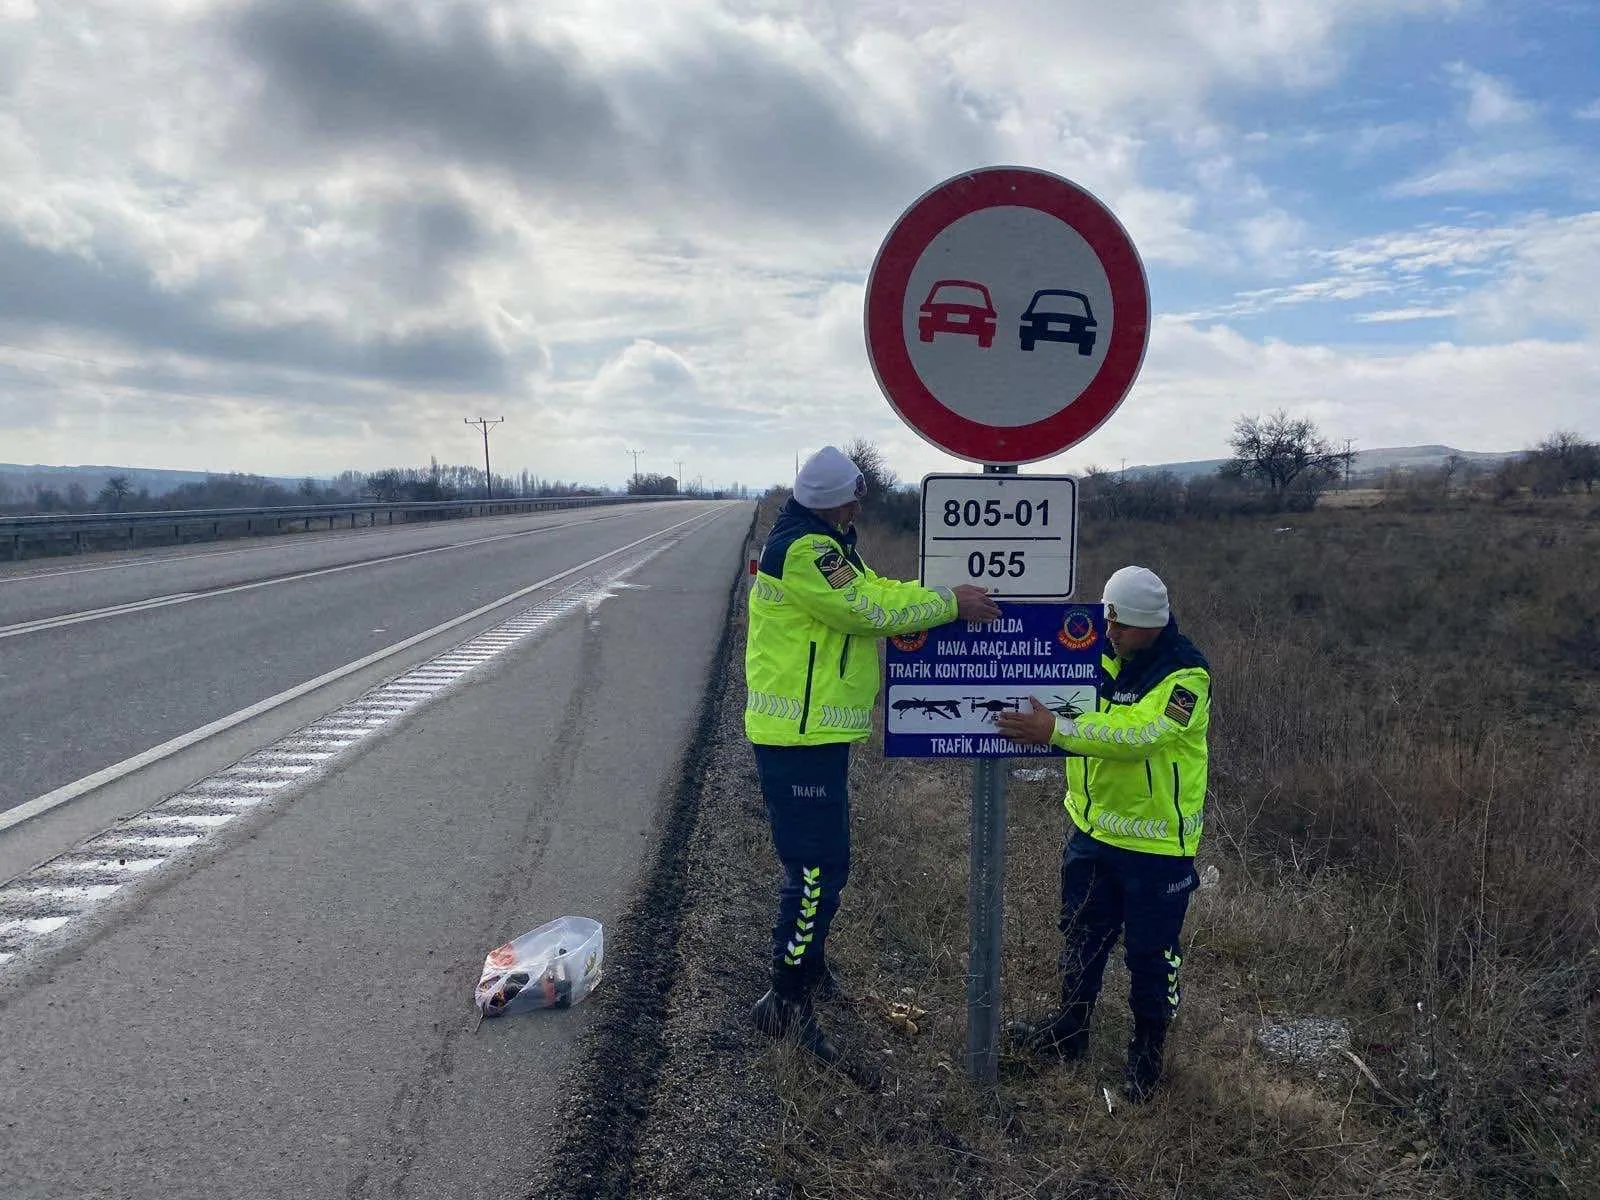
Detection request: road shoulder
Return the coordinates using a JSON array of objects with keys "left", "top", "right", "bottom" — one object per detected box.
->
[{"left": 530, "top": 508, "right": 794, "bottom": 1199}]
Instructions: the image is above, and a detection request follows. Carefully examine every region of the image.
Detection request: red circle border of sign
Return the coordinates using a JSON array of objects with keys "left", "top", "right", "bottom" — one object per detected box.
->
[{"left": 865, "top": 166, "right": 1150, "bottom": 465}]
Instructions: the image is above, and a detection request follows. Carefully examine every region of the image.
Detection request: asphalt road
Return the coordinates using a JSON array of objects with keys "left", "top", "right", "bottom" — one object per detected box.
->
[
  {"left": 0, "top": 503, "right": 716, "bottom": 813},
  {"left": 0, "top": 501, "right": 752, "bottom": 1198}
]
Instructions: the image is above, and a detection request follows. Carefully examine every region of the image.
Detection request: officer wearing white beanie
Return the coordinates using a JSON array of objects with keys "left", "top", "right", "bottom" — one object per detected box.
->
[
  {"left": 998, "top": 563, "right": 1212, "bottom": 1103},
  {"left": 746, "top": 443, "right": 1000, "bottom": 1078},
  {"left": 792, "top": 446, "right": 868, "bottom": 511},
  {"left": 1102, "top": 565, "right": 1169, "bottom": 630}
]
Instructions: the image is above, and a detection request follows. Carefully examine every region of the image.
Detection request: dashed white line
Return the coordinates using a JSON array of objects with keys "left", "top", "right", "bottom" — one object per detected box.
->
[
  {"left": 0, "top": 506, "right": 639, "bottom": 586},
  {"left": 0, "top": 513, "right": 678, "bottom": 642}
]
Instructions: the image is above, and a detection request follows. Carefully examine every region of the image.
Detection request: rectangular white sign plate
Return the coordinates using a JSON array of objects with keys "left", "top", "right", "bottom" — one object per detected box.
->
[{"left": 918, "top": 474, "right": 1078, "bottom": 601}]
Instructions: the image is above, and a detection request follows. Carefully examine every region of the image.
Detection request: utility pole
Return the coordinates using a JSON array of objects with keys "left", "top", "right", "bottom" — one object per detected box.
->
[
  {"left": 1344, "top": 439, "right": 1354, "bottom": 490},
  {"left": 465, "top": 417, "right": 504, "bottom": 500},
  {"left": 627, "top": 448, "right": 644, "bottom": 491}
]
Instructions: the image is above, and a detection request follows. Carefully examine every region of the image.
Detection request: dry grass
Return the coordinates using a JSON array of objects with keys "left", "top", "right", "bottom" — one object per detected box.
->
[
  {"left": 1314, "top": 489, "right": 1386, "bottom": 509},
  {"left": 759, "top": 499, "right": 1600, "bottom": 1199}
]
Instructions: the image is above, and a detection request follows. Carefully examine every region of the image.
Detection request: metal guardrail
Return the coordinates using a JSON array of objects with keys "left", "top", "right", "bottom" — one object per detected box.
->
[{"left": 0, "top": 494, "right": 696, "bottom": 561}]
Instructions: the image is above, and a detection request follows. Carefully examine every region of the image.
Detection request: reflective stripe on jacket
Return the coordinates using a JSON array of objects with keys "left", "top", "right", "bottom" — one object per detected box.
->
[
  {"left": 1049, "top": 619, "right": 1210, "bottom": 857},
  {"left": 745, "top": 499, "right": 957, "bottom": 746}
]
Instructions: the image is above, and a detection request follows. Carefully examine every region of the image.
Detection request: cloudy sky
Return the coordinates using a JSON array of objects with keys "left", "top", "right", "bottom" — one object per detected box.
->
[{"left": 0, "top": 0, "right": 1596, "bottom": 491}]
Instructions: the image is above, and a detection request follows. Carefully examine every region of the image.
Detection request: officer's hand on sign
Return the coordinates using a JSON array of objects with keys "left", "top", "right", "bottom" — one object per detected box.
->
[
  {"left": 995, "top": 697, "right": 1056, "bottom": 745},
  {"left": 952, "top": 584, "right": 1002, "bottom": 623}
]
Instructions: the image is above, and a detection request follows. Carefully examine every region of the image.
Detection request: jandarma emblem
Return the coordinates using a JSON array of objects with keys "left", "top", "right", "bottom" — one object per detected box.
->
[{"left": 1057, "top": 607, "right": 1098, "bottom": 651}]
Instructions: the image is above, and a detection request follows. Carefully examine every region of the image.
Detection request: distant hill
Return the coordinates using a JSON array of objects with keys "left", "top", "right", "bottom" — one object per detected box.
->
[
  {"left": 0, "top": 463, "right": 307, "bottom": 497},
  {"left": 1126, "top": 444, "right": 1517, "bottom": 481}
]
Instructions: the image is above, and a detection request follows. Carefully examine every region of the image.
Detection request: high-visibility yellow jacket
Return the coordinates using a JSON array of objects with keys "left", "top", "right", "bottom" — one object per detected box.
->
[
  {"left": 745, "top": 499, "right": 957, "bottom": 746},
  {"left": 1050, "top": 620, "right": 1211, "bottom": 857}
]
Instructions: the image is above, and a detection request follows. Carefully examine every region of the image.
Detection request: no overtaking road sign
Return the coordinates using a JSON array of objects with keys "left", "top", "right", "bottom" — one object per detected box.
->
[{"left": 865, "top": 166, "right": 1150, "bottom": 465}]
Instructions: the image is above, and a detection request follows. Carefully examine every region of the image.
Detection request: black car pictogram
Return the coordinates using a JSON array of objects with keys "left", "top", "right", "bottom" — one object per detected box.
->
[{"left": 1019, "top": 289, "right": 1097, "bottom": 355}]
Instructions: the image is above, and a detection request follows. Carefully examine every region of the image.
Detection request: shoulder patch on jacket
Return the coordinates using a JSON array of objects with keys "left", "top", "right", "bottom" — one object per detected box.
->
[
  {"left": 1165, "top": 684, "right": 1198, "bottom": 726},
  {"left": 813, "top": 547, "right": 858, "bottom": 589}
]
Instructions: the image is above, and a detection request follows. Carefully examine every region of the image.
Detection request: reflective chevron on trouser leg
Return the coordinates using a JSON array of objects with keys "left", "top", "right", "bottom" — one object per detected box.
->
[{"left": 752, "top": 742, "right": 851, "bottom": 994}]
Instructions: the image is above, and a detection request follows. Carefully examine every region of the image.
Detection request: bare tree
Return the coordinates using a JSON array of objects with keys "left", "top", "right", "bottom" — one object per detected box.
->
[
  {"left": 839, "top": 437, "right": 898, "bottom": 499},
  {"left": 1577, "top": 443, "right": 1600, "bottom": 495},
  {"left": 627, "top": 472, "right": 675, "bottom": 495},
  {"left": 1223, "top": 410, "right": 1355, "bottom": 511},
  {"left": 97, "top": 474, "right": 135, "bottom": 512},
  {"left": 1531, "top": 431, "right": 1599, "bottom": 495},
  {"left": 365, "top": 469, "right": 405, "bottom": 503}
]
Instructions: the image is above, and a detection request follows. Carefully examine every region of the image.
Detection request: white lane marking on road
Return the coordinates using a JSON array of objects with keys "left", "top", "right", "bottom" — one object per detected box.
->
[
  {"left": 0, "top": 916, "right": 71, "bottom": 936},
  {"left": 36, "top": 857, "right": 165, "bottom": 875},
  {"left": 125, "top": 813, "right": 240, "bottom": 830},
  {"left": 7, "top": 884, "right": 124, "bottom": 903},
  {"left": 89, "top": 835, "right": 201, "bottom": 851},
  {"left": 0, "top": 509, "right": 716, "bottom": 836},
  {"left": 0, "top": 517, "right": 713, "bottom": 968},
  {"left": 0, "top": 506, "right": 640, "bottom": 586},
  {"left": 0, "top": 507, "right": 704, "bottom": 640}
]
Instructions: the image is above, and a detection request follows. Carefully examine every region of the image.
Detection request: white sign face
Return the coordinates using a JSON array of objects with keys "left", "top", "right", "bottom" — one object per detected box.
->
[
  {"left": 919, "top": 474, "right": 1079, "bottom": 601},
  {"left": 902, "top": 207, "right": 1114, "bottom": 428}
]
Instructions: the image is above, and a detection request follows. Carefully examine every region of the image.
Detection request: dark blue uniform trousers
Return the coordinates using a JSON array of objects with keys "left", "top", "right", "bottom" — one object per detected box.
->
[
  {"left": 753, "top": 743, "right": 851, "bottom": 993},
  {"left": 1059, "top": 828, "right": 1198, "bottom": 1023}
]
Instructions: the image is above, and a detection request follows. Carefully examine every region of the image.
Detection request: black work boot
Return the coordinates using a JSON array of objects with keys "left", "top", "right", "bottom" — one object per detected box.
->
[
  {"left": 1005, "top": 1002, "right": 1093, "bottom": 1061},
  {"left": 751, "top": 971, "right": 843, "bottom": 1069},
  {"left": 1123, "top": 1017, "right": 1169, "bottom": 1103},
  {"left": 750, "top": 986, "right": 792, "bottom": 1038}
]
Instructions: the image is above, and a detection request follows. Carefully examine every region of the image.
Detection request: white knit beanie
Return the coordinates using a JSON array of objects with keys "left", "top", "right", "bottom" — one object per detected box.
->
[
  {"left": 1102, "top": 565, "right": 1169, "bottom": 628},
  {"left": 793, "top": 446, "right": 867, "bottom": 510}
]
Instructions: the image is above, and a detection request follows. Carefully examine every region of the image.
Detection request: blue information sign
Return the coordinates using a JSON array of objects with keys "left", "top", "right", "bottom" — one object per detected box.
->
[{"left": 884, "top": 602, "right": 1105, "bottom": 758}]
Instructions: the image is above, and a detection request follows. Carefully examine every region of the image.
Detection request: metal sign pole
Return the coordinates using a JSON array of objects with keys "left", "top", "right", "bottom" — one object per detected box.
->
[{"left": 967, "top": 462, "right": 1017, "bottom": 1082}]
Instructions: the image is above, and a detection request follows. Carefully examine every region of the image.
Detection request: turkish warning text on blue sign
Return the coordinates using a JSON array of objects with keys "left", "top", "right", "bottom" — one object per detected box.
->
[{"left": 884, "top": 603, "right": 1105, "bottom": 758}]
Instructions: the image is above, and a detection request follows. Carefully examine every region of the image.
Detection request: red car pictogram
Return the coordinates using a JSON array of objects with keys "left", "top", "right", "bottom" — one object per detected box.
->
[{"left": 917, "top": 279, "right": 997, "bottom": 348}]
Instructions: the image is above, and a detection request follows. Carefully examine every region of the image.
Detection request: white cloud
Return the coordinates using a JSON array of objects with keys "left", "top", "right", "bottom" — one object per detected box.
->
[
  {"left": 1346, "top": 120, "right": 1431, "bottom": 159},
  {"left": 1392, "top": 147, "right": 1579, "bottom": 197},
  {"left": 1448, "top": 63, "right": 1536, "bottom": 128},
  {"left": 1176, "top": 214, "right": 1597, "bottom": 327},
  {"left": 1389, "top": 63, "right": 1590, "bottom": 200},
  {"left": 1457, "top": 212, "right": 1600, "bottom": 337},
  {"left": 1575, "top": 99, "right": 1600, "bottom": 121},
  {"left": 1353, "top": 307, "right": 1459, "bottom": 323}
]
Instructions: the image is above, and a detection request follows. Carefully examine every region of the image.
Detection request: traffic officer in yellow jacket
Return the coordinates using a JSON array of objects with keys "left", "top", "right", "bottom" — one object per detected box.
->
[
  {"left": 996, "top": 565, "right": 1210, "bottom": 1102},
  {"left": 746, "top": 446, "right": 999, "bottom": 1070}
]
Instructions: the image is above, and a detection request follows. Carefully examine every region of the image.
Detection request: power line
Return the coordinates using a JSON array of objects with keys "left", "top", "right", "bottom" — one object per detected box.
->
[
  {"left": 465, "top": 417, "right": 504, "bottom": 500},
  {"left": 627, "top": 448, "right": 644, "bottom": 484}
]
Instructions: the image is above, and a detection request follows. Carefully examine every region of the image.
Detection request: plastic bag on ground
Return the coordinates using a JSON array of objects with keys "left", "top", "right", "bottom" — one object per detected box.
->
[{"left": 475, "top": 916, "right": 604, "bottom": 1017}]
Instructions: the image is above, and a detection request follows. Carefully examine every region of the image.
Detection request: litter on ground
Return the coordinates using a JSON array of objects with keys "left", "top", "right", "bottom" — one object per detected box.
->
[{"left": 475, "top": 916, "right": 604, "bottom": 1017}]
